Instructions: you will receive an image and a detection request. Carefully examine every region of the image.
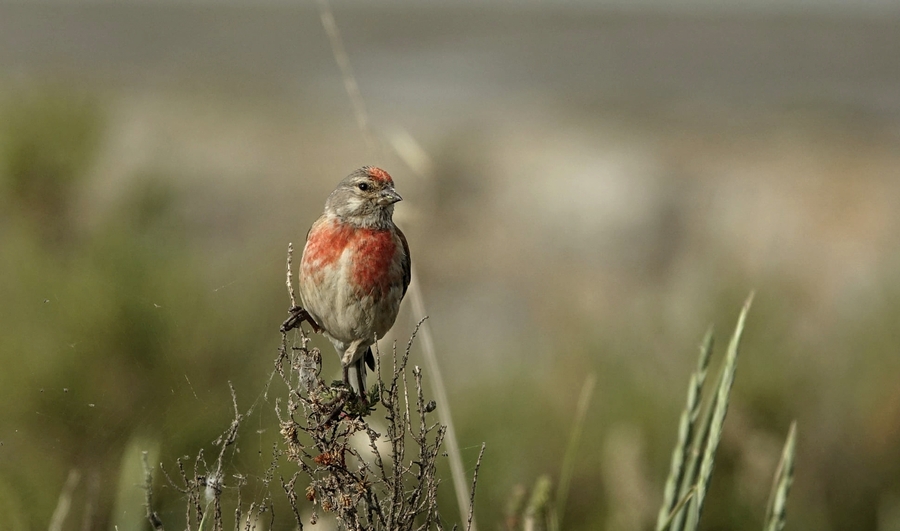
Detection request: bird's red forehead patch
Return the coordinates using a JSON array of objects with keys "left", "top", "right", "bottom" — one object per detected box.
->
[{"left": 366, "top": 166, "right": 393, "bottom": 184}]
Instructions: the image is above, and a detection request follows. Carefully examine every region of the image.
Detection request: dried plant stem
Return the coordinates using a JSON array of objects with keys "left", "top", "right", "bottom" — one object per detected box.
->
[
  {"left": 142, "top": 452, "right": 165, "bottom": 530},
  {"left": 410, "top": 275, "right": 476, "bottom": 530},
  {"left": 276, "top": 319, "right": 451, "bottom": 530},
  {"left": 314, "top": 0, "right": 377, "bottom": 156},
  {"left": 286, "top": 242, "right": 296, "bottom": 308},
  {"left": 467, "top": 443, "right": 487, "bottom": 531}
]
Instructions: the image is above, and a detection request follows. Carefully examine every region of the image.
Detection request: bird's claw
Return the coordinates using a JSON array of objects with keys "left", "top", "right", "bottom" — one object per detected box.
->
[
  {"left": 281, "top": 306, "right": 321, "bottom": 333},
  {"left": 338, "top": 367, "right": 374, "bottom": 417}
]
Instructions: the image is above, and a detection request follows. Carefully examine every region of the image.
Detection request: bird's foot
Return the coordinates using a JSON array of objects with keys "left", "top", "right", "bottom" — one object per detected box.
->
[
  {"left": 281, "top": 306, "right": 321, "bottom": 333},
  {"left": 337, "top": 367, "right": 377, "bottom": 417},
  {"left": 345, "top": 392, "right": 377, "bottom": 418}
]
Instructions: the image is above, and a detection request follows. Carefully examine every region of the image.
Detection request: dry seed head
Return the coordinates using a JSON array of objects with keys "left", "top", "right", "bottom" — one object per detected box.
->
[
  {"left": 314, "top": 451, "right": 340, "bottom": 466},
  {"left": 340, "top": 494, "right": 353, "bottom": 508},
  {"left": 280, "top": 421, "right": 299, "bottom": 443}
]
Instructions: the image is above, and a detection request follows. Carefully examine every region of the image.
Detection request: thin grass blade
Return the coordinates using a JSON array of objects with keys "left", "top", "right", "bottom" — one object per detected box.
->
[
  {"left": 659, "top": 486, "right": 697, "bottom": 531},
  {"left": 555, "top": 373, "right": 596, "bottom": 531},
  {"left": 764, "top": 421, "right": 797, "bottom": 531},
  {"left": 524, "top": 475, "right": 553, "bottom": 531},
  {"left": 656, "top": 328, "right": 714, "bottom": 530},
  {"left": 684, "top": 293, "right": 754, "bottom": 530}
]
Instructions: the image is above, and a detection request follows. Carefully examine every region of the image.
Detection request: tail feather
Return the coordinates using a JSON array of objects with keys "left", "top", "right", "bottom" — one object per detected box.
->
[{"left": 364, "top": 346, "right": 375, "bottom": 371}]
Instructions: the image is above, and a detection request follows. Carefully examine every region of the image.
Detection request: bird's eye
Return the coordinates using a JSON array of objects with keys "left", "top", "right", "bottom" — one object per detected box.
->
[{"left": 357, "top": 182, "right": 370, "bottom": 192}]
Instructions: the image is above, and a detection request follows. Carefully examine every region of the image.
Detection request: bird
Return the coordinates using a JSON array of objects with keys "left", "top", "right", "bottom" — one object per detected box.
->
[{"left": 297, "top": 166, "right": 411, "bottom": 399}]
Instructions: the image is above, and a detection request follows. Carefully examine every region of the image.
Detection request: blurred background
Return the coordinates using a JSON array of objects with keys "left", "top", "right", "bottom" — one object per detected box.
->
[{"left": 2, "top": 1, "right": 900, "bottom": 530}]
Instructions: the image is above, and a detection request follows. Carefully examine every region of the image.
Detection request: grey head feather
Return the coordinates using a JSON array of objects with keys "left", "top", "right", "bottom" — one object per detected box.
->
[{"left": 324, "top": 167, "right": 402, "bottom": 229}]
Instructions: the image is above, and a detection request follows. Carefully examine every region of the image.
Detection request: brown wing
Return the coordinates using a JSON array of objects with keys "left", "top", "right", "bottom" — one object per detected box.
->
[{"left": 397, "top": 226, "right": 412, "bottom": 298}]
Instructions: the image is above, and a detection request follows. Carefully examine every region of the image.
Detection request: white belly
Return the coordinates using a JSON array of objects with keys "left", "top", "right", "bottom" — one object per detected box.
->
[{"left": 300, "top": 247, "right": 403, "bottom": 347}]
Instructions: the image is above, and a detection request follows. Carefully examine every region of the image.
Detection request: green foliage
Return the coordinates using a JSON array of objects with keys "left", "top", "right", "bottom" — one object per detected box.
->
[{"left": 0, "top": 87, "right": 102, "bottom": 241}]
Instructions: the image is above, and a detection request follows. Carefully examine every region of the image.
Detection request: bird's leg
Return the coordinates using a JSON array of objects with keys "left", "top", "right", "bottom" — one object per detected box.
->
[
  {"left": 340, "top": 340, "right": 363, "bottom": 366},
  {"left": 341, "top": 340, "right": 369, "bottom": 407},
  {"left": 355, "top": 368, "right": 368, "bottom": 408},
  {"left": 339, "top": 362, "right": 367, "bottom": 413},
  {"left": 280, "top": 306, "right": 321, "bottom": 333}
]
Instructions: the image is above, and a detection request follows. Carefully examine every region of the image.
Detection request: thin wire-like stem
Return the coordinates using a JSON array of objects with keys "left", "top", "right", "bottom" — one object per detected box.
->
[
  {"left": 286, "top": 242, "right": 296, "bottom": 308},
  {"left": 554, "top": 373, "right": 596, "bottom": 531},
  {"left": 467, "top": 444, "right": 487, "bottom": 531},
  {"left": 314, "top": 0, "right": 378, "bottom": 157},
  {"left": 142, "top": 452, "right": 165, "bottom": 530}
]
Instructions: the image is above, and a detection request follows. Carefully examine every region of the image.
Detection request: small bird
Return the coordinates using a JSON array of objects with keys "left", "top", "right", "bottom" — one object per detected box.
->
[{"left": 298, "top": 166, "right": 411, "bottom": 398}]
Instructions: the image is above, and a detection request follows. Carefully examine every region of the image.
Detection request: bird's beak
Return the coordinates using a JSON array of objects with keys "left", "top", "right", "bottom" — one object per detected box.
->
[{"left": 379, "top": 188, "right": 402, "bottom": 205}]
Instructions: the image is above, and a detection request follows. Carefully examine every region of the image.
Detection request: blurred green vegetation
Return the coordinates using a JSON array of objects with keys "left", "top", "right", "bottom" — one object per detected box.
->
[
  {"left": 0, "top": 88, "right": 289, "bottom": 530},
  {"left": 1, "top": 86, "right": 900, "bottom": 531},
  {"left": 0, "top": 89, "right": 101, "bottom": 243}
]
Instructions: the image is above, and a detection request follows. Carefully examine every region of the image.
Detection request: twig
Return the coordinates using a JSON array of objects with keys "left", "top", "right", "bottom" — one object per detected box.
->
[
  {"left": 142, "top": 453, "right": 165, "bottom": 530},
  {"left": 466, "top": 443, "right": 487, "bottom": 531},
  {"left": 286, "top": 242, "right": 296, "bottom": 308}
]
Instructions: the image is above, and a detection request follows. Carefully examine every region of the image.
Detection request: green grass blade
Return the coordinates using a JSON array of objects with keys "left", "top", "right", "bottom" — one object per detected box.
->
[
  {"left": 525, "top": 475, "right": 554, "bottom": 531},
  {"left": 656, "top": 328, "right": 714, "bottom": 531},
  {"left": 764, "top": 421, "right": 798, "bottom": 531},
  {"left": 684, "top": 293, "right": 754, "bottom": 530},
  {"left": 669, "top": 385, "right": 715, "bottom": 531},
  {"left": 659, "top": 486, "right": 698, "bottom": 531},
  {"left": 555, "top": 373, "right": 596, "bottom": 531}
]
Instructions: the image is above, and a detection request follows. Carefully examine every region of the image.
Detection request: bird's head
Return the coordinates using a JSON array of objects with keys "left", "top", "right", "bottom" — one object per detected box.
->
[{"left": 325, "top": 166, "right": 402, "bottom": 228}]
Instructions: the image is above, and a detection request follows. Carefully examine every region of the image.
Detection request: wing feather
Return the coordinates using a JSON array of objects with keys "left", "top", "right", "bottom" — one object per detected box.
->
[{"left": 396, "top": 226, "right": 412, "bottom": 298}]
